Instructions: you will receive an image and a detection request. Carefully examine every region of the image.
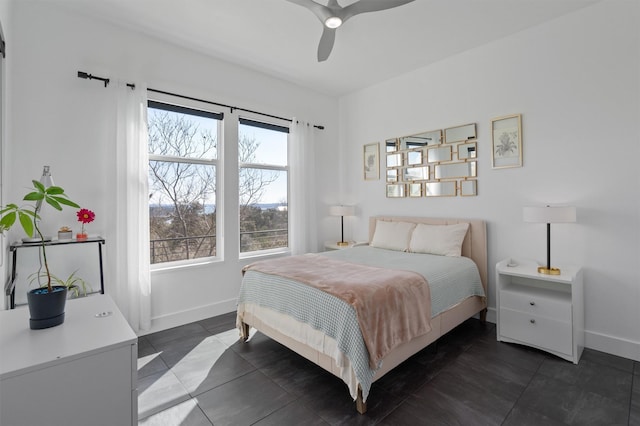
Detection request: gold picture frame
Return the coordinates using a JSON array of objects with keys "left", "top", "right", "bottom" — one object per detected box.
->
[
  {"left": 364, "top": 142, "right": 380, "bottom": 180},
  {"left": 491, "top": 114, "right": 522, "bottom": 168}
]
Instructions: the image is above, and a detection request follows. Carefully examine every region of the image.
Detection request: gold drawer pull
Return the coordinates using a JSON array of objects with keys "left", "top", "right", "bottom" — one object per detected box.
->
[{"left": 530, "top": 319, "right": 536, "bottom": 324}]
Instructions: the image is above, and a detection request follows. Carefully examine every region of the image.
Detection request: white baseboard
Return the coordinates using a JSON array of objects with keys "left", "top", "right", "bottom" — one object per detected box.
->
[
  {"left": 585, "top": 329, "right": 640, "bottom": 362},
  {"left": 138, "top": 298, "right": 237, "bottom": 336}
]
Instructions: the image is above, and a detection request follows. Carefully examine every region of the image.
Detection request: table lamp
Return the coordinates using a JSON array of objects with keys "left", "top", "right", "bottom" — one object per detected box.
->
[
  {"left": 523, "top": 205, "right": 576, "bottom": 275},
  {"left": 329, "top": 205, "right": 355, "bottom": 246}
]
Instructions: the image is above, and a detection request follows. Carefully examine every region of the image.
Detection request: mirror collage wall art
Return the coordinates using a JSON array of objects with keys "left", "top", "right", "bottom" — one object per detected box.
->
[
  {"left": 382, "top": 123, "right": 478, "bottom": 198},
  {"left": 364, "top": 115, "right": 522, "bottom": 199}
]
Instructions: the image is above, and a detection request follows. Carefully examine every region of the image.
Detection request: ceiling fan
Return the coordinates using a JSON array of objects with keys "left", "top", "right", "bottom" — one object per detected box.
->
[{"left": 286, "top": 0, "right": 415, "bottom": 62}]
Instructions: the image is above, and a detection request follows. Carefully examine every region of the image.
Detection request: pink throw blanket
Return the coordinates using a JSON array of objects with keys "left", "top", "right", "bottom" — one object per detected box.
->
[{"left": 243, "top": 253, "right": 432, "bottom": 368}]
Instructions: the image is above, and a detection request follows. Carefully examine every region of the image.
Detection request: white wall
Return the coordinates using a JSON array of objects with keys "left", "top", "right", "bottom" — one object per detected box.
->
[
  {"left": 339, "top": 0, "right": 640, "bottom": 360},
  {"left": 6, "top": 2, "right": 340, "bottom": 332}
]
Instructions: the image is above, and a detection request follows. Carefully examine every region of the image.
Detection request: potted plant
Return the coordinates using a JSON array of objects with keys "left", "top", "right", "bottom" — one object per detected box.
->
[
  {"left": 0, "top": 178, "right": 80, "bottom": 329},
  {"left": 29, "top": 269, "right": 93, "bottom": 299}
]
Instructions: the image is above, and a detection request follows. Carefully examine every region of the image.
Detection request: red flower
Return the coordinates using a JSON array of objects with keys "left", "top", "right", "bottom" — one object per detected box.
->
[{"left": 77, "top": 208, "right": 95, "bottom": 224}]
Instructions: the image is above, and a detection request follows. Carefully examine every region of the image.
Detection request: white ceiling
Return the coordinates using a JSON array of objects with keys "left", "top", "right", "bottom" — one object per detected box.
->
[{"left": 56, "top": 0, "right": 598, "bottom": 97}]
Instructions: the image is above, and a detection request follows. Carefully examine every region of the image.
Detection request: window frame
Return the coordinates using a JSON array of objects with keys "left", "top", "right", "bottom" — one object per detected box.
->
[
  {"left": 147, "top": 98, "right": 222, "bottom": 268},
  {"left": 238, "top": 116, "right": 290, "bottom": 258}
]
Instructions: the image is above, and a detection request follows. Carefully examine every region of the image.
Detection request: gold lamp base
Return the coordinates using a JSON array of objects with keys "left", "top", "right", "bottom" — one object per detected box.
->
[
  {"left": 538, "top": 266, "right": 561, "bottom": 275},
  {"left": 336, "top": 241, "right": 349, "bottom": 247}
]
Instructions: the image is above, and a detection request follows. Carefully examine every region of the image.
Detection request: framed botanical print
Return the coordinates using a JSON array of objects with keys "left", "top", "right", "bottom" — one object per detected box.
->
[
  {"left": 363, "top": 142, "right": 379, "bottom": 180},
  {"left": 491, "top": 114, "right": 522, "bottom": 168}
]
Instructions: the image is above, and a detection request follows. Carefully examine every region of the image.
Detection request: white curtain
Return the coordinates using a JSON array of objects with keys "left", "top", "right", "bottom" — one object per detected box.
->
[
  {"left": 114, "top": 82, "right": 151, "bottom": 332},
  {"left": 289, "top": 119, "right": 318, "bottom": 255}
]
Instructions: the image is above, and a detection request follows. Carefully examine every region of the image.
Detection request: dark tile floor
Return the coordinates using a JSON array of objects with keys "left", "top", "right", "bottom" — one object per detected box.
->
[{"left": 137, "top": 313, "right": 640, "bottom": 425}]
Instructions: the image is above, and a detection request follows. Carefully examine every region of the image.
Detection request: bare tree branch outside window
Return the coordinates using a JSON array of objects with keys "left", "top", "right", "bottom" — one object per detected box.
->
[{"left": 147, "top": 105, "right": 289, "bottom": 263}]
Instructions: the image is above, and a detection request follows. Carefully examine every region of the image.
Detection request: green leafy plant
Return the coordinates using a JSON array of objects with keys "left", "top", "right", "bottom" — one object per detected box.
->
[
  {"left": 29, "top": 270, "right": 92, "bottom": 298},
  {"left": 0, "top": 179, "right": 80, "bottom": 292}
]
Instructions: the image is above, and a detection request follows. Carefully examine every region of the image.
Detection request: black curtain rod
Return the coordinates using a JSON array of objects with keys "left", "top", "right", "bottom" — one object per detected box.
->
[
  {"left": 76, "top": 72, "right": 324, "bottom": 130},
  {"left": 77, "top": 71, "right": 110, "bottom": 87},
  {"left": 77, "top": 70, "right": 135, "bottom": 89},
  {"left": 147, "top": 88, "right": 325, "bottom": 130}
]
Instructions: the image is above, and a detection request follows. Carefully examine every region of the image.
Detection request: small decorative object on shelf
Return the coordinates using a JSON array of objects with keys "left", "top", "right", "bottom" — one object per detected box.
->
[
  {"left": 76, "top": 208, "right": 95, "bottom": 240},
  {"left": 58, "top": 226, "right": 73, "bottom": 240}
]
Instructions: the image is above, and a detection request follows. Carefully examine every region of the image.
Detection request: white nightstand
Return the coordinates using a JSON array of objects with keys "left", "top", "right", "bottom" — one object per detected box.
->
[
  {"left": 324, "top": 241, "right": 367, "bottom": 251},
  {"left": 496, "top": 258, "right": 584, "bottom": 364}
]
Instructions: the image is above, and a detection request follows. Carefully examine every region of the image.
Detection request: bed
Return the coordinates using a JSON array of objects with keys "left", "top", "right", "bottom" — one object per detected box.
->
[{"left": 236, "top": 216, "right": 487, "bottom": 414}]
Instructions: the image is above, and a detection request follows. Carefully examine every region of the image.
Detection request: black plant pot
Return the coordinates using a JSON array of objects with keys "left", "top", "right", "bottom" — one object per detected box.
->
[{"left": 27, "top": 286, "right": 68, "bottom": 330}]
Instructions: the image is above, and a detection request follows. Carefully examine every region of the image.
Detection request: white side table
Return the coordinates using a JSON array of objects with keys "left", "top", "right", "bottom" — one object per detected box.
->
[
  {"left": 0, "top": 294, "right": 138, "bottom": 425},
  {"left": 324, "top": 241, "right": 367, "bottom": 251},
  {"left": 495, "top": 258, "right": 584, "bottom": 364}
]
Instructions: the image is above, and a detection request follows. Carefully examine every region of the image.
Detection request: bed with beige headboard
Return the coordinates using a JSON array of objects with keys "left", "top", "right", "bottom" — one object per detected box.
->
[{"left": 237, "top": 216, "right": 487, "bottom": 414}]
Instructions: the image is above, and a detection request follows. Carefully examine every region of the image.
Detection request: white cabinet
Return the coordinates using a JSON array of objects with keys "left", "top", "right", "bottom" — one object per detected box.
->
[
  {"left": 0, "top": 295, "right": 138, "bottom": 426},
  {"left": 496, "top": 259, "right": 584, "bottom": 364}
]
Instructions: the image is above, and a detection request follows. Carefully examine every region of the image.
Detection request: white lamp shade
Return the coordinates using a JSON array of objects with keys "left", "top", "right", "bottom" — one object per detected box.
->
[
  {"left": 329, "top": 205, "right": 355, "bottom": 217},
  {"left": 523, "top": 206, "right": 576, "bottom": 223},
  {"left": 40, "top": 165, "right": 54, "bottom": 187}
]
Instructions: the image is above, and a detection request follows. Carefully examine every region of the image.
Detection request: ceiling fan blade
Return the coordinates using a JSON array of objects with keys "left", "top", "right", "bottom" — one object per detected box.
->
[
  {"left": 285, "top": 0, "right": 332, "bottom": 23},
  {"left": 341, "top": 0, "right": 415, "bottom": 22},
  {"left": 317, "top": 27, "right": 336, "bottom": 62}
]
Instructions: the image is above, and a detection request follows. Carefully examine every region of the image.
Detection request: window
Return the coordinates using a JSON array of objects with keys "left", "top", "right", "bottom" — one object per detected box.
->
[
  {"left": 238, "top": 118, "right": 289, "bottom": 254},
  {"left": 147, "top": 101, "right": 221, "bottom": 264}
]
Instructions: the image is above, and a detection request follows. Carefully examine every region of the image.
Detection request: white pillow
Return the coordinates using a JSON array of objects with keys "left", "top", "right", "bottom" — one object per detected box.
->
[
  {"left": 370, "top": 220, "right": 416, "bottom": 252},
  {"left": 409, "top": 223, "right": 469, "bottom": 256}
]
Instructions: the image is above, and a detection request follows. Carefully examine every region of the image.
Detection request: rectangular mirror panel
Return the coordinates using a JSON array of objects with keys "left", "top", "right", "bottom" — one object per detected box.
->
[
  {"left": 386, "top": 153, "right": 402, "bottom": 167},
  {"left": 385, "top": 138, "right": 399, "bottom": 152},
  {"left": 445, "top": 123, "right": 476, "bottom": 143},
  {"left": 427, "top": 146, "right": 452, "bottom": 163},
  {"left": 425, "top": 181, "right": 457, "bottom": 197},
  {"left": 435, "top": 161, "right": 476, "bottom": 179},
  {"left": 458, "top": 142, "right": 477, "bottom": 159},
  {"left": 403, "top": 166, "right": 429, "bottom": 181},
  {"left": 386, "top": 168, "right": 398, "bottom": 183},
  {"left": 399, "top": 129, "right": 442, "bottom": 149},
  {"left": 408, "top": 183, "right": 422, "bottom": 197},
  {"left": 386, "top": 184, "right": 405, "bottom": 198},
  {"left": 407, "top": 150, "right": 423, "bottom": 165},
  {"left": 461, "top": 180, "right": 477, "bottom": 196}
]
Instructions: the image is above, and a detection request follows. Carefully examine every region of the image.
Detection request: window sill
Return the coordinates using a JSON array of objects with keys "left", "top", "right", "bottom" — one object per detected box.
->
[
  {"left": 150, "top": 257, "right": 220, "bottom": 274},
  {"left": 239, "top": 248, "right": 290, "bottom": 261}
]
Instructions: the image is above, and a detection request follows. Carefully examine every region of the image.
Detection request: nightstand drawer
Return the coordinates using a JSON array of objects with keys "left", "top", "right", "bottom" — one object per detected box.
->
[
  {"left": 500, "top": 307, "right": 572, "bottom": 356},
  {"left": 500, "top": 286, "right": 571, "bottom": 322}
]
